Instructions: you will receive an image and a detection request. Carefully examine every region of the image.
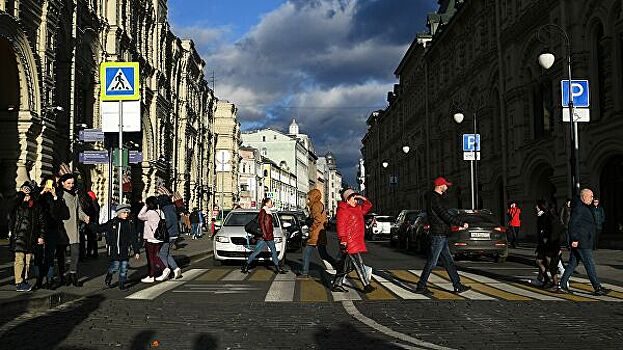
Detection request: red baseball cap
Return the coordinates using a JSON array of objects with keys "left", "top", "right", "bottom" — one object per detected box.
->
[{"left": 434, "top": 177, "right": 452, "bottom": 187}]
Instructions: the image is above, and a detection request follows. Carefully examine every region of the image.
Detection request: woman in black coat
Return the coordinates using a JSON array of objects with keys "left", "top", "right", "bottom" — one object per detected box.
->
[{"left": 535, "top": 200, "right": 560, "bottom": 290}]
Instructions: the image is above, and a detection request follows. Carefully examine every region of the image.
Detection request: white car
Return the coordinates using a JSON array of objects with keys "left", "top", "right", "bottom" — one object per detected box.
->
[
  {"left": 213, "top": 209, "right": 288, "bottom": 266},
  {"left": 368, "top": 215, "right": 395, "bottom": 240}
]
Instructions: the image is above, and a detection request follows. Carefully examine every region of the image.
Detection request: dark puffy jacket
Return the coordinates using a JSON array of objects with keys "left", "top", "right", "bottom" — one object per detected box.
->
[
  {"left": 336, "top": 198, "right": 373, "bottom": 254},
  {"left": 568, "top": 196, "right": 596, "bottom": 249},
  {"left": 37, "top": 192, "right": 62, "bottom": 246},
  {"left": 425, "top": 190, "right": 464, "bottom": 236},
  {"left": 258, "top": 208, "right": 274, "bottom": 241},
  {"left": 9, "top": 195, "right": 46, "bottom": 253},
  {"left": 158, "top": 195, "right": 179, "bottom": 239},
  {"left": 98, "top": 217, "right": 141, "bottom": 260}
]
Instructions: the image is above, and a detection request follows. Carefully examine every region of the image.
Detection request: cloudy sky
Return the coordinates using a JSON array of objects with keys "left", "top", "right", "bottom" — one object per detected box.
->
[{"left": 169, "top": 0, "right": 438, "bottom": 184}]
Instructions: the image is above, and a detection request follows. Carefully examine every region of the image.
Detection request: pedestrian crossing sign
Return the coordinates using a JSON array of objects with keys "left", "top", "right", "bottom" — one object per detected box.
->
[{"left": 100, "top": 62, "right": 140, "bottom": 101}]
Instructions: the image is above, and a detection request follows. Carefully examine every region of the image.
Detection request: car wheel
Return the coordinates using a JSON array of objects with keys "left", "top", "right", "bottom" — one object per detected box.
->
[{"left": 212, "top": 258, "right": 223, "bottom": 267}]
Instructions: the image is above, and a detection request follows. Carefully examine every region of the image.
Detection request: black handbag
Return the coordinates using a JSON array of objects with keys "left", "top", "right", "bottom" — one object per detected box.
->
[
  {"left": 244, "top": 215, "right": 262, "bottom": 238},
  {"left": 154, "top": 210, "right": 170, "bottom": 241}
]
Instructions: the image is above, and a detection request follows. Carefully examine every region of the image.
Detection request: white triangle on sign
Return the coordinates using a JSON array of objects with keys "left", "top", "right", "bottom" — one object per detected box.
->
[{"left": 107, "top": 68, "right": 133, "bottom": 92}]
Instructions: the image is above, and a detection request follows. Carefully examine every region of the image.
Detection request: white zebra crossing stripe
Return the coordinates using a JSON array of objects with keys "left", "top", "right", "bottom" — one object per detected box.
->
[
  {"left": 222, "top": 269, "right": 249, "bottom": 281},
  {"left": 126, "top": 269, "right": 208, "bottom": 300},
  {"left": 372, "top": 274, "right": 428, "bottom": 300},
  {"left": 458, "top": 271, "right": 564, "bottom": 301},
  {"left": 568, "top": 288, "right": 622, "bottom": 302},
  {"left": 408, "top": 270, "right": 496, "bottom": 300},
  {"left": 569, "top": 276, "right": 623, "bottom": 293},
  {"left": 331, "top": 278, "right": 362, "bottom": 301},
  {"left": 265, "top": 271, "right": 296, "bottom": 302}
]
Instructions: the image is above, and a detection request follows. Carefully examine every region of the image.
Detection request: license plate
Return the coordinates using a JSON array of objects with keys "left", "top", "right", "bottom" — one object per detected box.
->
[
  {"left": 470, "top": 232, "right": 490, "bottom": 238},
  {"left": 236, "top": 245, "right": 248, "bottom": 252}
]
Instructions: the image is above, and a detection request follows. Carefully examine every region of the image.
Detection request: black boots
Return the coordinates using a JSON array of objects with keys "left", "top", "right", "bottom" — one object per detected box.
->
[
  {"left": 104, "top": 273, "right": 113, "bottom": 288},
  {"left": 119, "top": 277, "right": 129, "bottom": 291},
  {"left": 69, "top": 273, "right": 82, "bottom": 287}
]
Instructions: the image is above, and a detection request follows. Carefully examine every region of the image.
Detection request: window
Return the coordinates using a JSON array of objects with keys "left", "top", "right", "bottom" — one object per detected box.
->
[
  {"left": 262, "top": 136, "right": 266, "bottom": 142},
  {"left": 533, "top": 80, "right": 553, "bottom": 138}
]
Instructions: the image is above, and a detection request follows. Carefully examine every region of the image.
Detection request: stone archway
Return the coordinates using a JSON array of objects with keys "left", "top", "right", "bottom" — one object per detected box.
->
[{"left": 599, "top": 155, "right": 623, "bottom": 237}]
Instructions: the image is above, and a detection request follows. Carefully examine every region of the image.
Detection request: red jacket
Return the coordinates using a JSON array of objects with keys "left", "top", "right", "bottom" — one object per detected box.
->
[
  {"left": 507, "top": 207, "right": 521, "bottom": 227},
  {"left": 336, "top": 199, "right": 373, "bottom": 254},
  {"left": 258, "top": 208, "right": 274, "bottom": 241}
]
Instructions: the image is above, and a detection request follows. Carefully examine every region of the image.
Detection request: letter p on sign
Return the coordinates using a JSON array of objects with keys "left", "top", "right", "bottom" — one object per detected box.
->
[{"left": 561, "top": 80, "right": 589, "bottom": 108}]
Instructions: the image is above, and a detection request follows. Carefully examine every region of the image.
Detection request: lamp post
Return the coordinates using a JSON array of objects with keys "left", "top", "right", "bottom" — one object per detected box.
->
[
  {"left": 453, "top": 110, "right": 478, "bottom": 210},
  {"left": 537, "top": 24, "right": 580, "bottom": 196}
]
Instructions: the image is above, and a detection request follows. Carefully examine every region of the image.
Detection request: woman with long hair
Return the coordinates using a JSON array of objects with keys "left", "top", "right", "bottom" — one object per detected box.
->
[
  {"left": 138, "top": 196, "right": 164, "bottom": 283},
  {"left": 241, "top": 198, "right": 286, "bottom": 274}
]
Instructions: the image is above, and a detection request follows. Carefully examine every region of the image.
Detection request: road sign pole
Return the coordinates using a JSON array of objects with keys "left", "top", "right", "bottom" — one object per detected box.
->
[
  {"left": 119, "top": 100, "right": 124, "bottom": 204},
  {"left": 473, "top": 113, "right": 478, "bottom": 210},
  {"left": 221, "top": 151, "right": 225, "bottom": 222}
]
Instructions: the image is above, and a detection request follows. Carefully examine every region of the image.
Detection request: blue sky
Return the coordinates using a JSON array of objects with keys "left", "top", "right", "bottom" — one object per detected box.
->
[{"left": 168, "top": 0, "right": 439, "bottom": 185}]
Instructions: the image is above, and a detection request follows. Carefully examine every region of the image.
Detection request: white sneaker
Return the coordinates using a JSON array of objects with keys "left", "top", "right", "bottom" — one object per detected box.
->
[
  {"left": 173, "top": 268, "right": 182, "bottom": 279},
  {"left": 141, "top": 276, "right": 155, "bottom": 283},
  {"left": 156, "top": 268, "right": 171, "bottom": 281},
  {"left": 364, "top": 265, "right": 373, "bottom": 282}
]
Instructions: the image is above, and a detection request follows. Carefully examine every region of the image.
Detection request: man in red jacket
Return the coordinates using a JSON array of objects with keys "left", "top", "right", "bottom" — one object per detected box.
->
[
  {"left": 331, "top": 188, "right": 375, "bottom": 294},
  {"left": 507, "top": 202, "right": 521, "bottom": 248}
]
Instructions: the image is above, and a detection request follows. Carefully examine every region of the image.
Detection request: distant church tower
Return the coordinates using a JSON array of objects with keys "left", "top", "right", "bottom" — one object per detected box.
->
[{"left": 289, "top": 118, "right": 299, "bottom": 136}]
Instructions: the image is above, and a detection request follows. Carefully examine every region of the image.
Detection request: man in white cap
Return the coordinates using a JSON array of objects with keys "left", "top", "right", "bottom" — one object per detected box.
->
[{"left": 416, "top": 177, "right": 471, "bottom": 294}]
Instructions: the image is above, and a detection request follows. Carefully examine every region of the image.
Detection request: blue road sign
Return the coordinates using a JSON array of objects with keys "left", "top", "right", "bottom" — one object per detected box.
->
[
  {"left": 129, "top": 150, "right": 143, "bottom": 164},
  {"left": 462, "top": 134, "right": 481, "bottom": 152},
  {"left": 78, "top": 129, "right": 104, "bottom": 142},
  {"left": 79, "top": 151, "right": 110, "bottom": 164},
  {"left": 561, "top": 80, "right": 589, "bottom": 108},
  {"left": 100, "top": 62, "right": 140, "bottom": 101}
]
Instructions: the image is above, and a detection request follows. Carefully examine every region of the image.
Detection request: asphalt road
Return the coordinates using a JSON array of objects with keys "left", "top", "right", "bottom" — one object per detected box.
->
[{"left": 1, "top": 231, "right": 622, "bottom": 349}]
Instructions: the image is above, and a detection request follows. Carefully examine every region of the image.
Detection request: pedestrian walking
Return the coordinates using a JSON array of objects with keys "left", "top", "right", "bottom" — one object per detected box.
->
[
  {"left": 84, "top": 190, "right": 101, "bottom": 258},
  {"left": 559, "top": 198, "right": 572, "bottom": 248},
  {"left": 331, "top": 189, "right": 375, "bottom": 294},
  {"left": 100, "top": 204, "right": 140, "bottom": 290},
  {"left": 416, "top": 177, "right": 471, "bottom": 294},
  {"left": 155, "top": 193, "right": 182, "bottom": 281},
  {"left": 138, "top": 196, "right": 164, "bottom": 283},
  {"left": 190, "top": 208, "right": 202, "bottom": 239},
  {"left": 35, "top": 177, "right": 60, "bottom": 289},
  {"left": 56, "top": 174, "right": 90, "bottom": 287},
  {"left": 241, "top": 198, "right": 287, "bottom": 274},
  {"left": 9, "top": 182, "right": 46, "bottom": 292},
  {"left": 534, "top": 200, "right": 561, "bottom": 290},
  {"left": 559, "top": 188, "right": 610, "bottom": 296},
  {"left": 210, "top": 217, "right": 217, "bottom": 238},
  {"left": 506, "top": 202, "right": 521, "bottom": 248},
  {"left": 591, "top": 198, "right": 605, "bottom": 250},
  {"left": 299, "top": 189, "right": 337, "bottom": 279}
]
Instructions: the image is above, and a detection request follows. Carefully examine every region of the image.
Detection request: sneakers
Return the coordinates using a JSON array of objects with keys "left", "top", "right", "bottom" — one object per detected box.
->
[
  {"left": 364, "top": 265, "right": 373, "bottom": 283},
  {"left": 16, "top": 282, "right": 33, "bottom": 292},
  {"left": 173, "top": 268, "right": 182, "bottom": 279},
  {"left": 275, "top": 267, "right": 288, "bottom": 274},
  {"left": 156, "top": 268, "right": 171, "bottom": 281},
  {"left": 453, "top": 284, "right": 472, "bottom": 294},
  {"left": 363, "top": 285, "right": 376, "bottom": 294},
  {"left": 594, "top": 287, "right": 611, "bottom": 296},
  {"left": 331, "top": 285, "right": 348, "bottom": 293},
  {"left": 104, "top": 273, "right": 113, "bottom": 288},
  {"left": 415, "top": 286, "right": 430, "bottom": 294},
  {"left": 141, "top": 276, "right": 155, "bottom": 283}
]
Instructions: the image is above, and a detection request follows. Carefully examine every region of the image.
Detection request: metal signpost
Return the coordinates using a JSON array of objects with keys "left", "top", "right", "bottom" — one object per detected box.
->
[
  {"left": 100, "top": 62, "right": 140, "bottom": 213},
  {"left": 216, "top": 150, "right": 231, "bottom": 223},
  {"left": 462, "top": 133, "right": 481, "bottom": 209}
]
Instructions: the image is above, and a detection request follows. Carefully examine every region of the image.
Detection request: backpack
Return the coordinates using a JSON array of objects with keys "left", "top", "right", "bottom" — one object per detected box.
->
[
  {"left": 154, "top": 209, "right": 170, "bottom": 242},
  {"left": 244, "top": 214, "right": 263, "bottom": 238}
]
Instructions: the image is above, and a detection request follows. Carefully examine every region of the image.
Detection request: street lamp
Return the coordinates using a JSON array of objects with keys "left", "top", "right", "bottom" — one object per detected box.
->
[
  {"left": 453, "top": 107, "right": 479, "bottom": 210},
  {"left": 402, "top": 145, "right": 410, "bottom": 154},
  {"left": 382, "top": 161, "right": 389, "bottom": 168},
  {"left": 537, "top": 24, "right": 580, "bottom": 196}
]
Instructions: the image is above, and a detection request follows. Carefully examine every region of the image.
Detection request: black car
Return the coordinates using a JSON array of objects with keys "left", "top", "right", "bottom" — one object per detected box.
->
[
  {"left": 277, "top": 211, "right": 306, "bottom": 252},
  {"left": 411, "top": 209, "right": 508, "bottom": 262},
  {"left": 390, "top": 210, "right": 421, "bottom": 247}
]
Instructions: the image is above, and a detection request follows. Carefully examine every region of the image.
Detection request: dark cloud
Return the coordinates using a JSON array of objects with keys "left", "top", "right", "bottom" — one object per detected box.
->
[{"left": 179, "top": 0, "right": 438, "bottom": 183}]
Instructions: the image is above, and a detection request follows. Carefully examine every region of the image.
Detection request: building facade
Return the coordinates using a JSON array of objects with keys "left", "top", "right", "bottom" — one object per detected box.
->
[
  {"left": 0, "top": 1, "right": 219, "bottom": 234},
  {"left": 214, "top": 100, "right": 241, "bottom": 212},
  {"left": 238, "top": 146, "right": 264, "bottom": 209},
  {"left": 262, "top": 157, "right": 297, "bottom": 211},
  {"left": 317, "top": 153, "right": 343, "bottom": 217},
  {"left": 361, "top": 0, "right": 623, "bottom": 242}
]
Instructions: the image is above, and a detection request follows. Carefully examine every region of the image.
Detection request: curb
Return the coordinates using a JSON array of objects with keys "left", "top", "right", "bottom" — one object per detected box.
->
[{"left": 0, "top": 245, "right": 212, "bottom": 315}]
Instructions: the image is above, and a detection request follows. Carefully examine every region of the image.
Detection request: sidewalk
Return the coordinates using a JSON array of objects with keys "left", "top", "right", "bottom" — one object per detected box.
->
[
  {"left": 508, "top": 244, "right": 623, "bottom": 285},
  {"left": 0, "top": 235, "right": 213, "bottom": 315}
]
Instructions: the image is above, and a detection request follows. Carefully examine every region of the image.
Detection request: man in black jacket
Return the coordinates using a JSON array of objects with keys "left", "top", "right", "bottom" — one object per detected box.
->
[
  {"left": 560, "top": 188, "right": 609, "bottom": 296},
  {"left": 416, "top": 177, "right": 471, "bottom": 294}
]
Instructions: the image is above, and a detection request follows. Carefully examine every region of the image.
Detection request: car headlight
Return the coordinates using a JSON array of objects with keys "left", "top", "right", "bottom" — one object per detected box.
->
[
  {"left": 274, "top": 237, "right": 283, "bottom": 243},
  {"left": 215, "top": 236, "right": 230, "bottom": 243}
]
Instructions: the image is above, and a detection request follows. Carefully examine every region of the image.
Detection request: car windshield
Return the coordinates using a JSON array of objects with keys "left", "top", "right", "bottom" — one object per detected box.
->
[
  {"left": 278, "top": 214, "right": 299, "bottom": 228},
  {"left": 406, "top": 212, "right": 420, "bottom": 222},
  {"left": 375, "top": 217, "right": 395, "bottom": 222},
  {"left": 223, "top": 212, "right": 279, "bottom": 227}
]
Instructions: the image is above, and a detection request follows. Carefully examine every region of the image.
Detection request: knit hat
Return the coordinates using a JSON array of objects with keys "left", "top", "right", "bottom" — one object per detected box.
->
[
  {"left": 20, "top": 181, "right": 35, "bottom": 193},
  {"left": 116, "top": 203, "right": 131, "bottom": 214},
  {"left": 341, "top": 188, "right": 357, "bottom": 201}
]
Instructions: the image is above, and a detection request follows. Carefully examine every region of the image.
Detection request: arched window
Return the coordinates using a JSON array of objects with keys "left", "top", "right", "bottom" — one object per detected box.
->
[{"left": 533, "top": 79, "right": 553, "bottom": 138}]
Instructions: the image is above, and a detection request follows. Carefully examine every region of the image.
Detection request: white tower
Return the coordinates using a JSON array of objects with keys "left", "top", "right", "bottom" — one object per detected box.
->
[{"left": 289, "top": 118, "right": 299, "bottom": 136}]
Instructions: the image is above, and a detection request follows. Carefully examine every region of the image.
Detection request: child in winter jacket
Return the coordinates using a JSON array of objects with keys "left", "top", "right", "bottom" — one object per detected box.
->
[{"left": 99, "top": 204, "right": 141, "bottom": 290}]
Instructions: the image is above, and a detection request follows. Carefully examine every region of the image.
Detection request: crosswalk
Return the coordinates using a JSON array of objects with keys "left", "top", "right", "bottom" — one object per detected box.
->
[{"left": 126, "top": 267, "right": 623, "bottom": 303}]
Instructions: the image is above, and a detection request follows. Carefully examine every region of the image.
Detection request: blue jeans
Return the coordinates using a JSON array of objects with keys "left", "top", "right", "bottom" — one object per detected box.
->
[
  {"left": 191, "top": 223, "right": 202, "bottom": 238},
  {"left": 417, "top": 235, "right": 461, "bottom": 290},
  {"left": 560, "top": 248, "right": 601, "bottom": 290},
  {"left": 302, "top": 245, "right": 336, "bottom": 275},
  {"left": 158, "top": 241, "right": 178, "bottom": 270},
  {"left": 108, "top": 260, "right": 129, "bottom": 279},
  {"left": 246, "top": 240, "right": 280, "bottom": 268}
]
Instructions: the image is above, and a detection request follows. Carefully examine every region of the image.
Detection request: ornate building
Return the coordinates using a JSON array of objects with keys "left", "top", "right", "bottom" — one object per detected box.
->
[
  {"left": 0, "top": 0, "right": 218, "bottom": 233},
  {"left": 213, "top": 100, "right": 241, "bottom": 212},
  {"left": 362, "top": 0, "right": 623, "bottom": 243}
]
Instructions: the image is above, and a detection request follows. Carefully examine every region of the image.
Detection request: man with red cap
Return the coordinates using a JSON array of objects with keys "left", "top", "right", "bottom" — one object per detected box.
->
[{"left": 416, "top": 177, "right": 471, "bottom": 294}]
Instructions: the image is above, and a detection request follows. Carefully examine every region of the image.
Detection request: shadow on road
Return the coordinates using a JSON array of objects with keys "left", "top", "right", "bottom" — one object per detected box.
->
[{"left": 314, "top": 322, "right": 404, "bottom": 349}]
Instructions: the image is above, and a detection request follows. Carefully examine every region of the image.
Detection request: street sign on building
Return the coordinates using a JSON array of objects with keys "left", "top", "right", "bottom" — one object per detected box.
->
[
  {"left": 101, "top": 100, "right": 141, "bottom": 132},
  {"left": 79, "top": 150, "right": 110, "bottom": 164},
  {"left": 462, "top": 134, "right": 481, "bottom": 152},
  {"left": 561, "top": 80, "right": 589, "bottom": 108},
  {"left": 562, "top": 107, "right": 590, "bottom": 123},
  {"left": 216, "top": 150, "right": 231, "bottom": 172},
  {"left": 463, "top": 152, "right": 481, "bottom": 161},
  {"left": 79, "top": 129, "right": 104, "bottom": 142},
  {"left": 100, "top": 62, "right": 140, "bottom": 101},
  {"left": 129, "top": 150, "right": 143, "bottom": 164}
]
